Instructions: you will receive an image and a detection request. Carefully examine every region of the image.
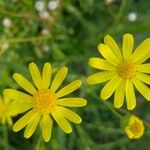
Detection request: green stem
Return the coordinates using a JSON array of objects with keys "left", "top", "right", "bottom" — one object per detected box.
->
[
  {"left": 0, "top": 35, "right": 51, "bottom": 44},
  {"left": 103, "top": 101, "right": 123, "bottom": 119},
  {"left": 105, "top": 0, "right": 129, "bottom": 35},
  {"left": 91, "top": 92, "right": 123, "bottom": 119},
  {"left": 35, "top": 134, "right": 42, "bottom": 150},
  {"left": 2, "top": 125, "right": 9, "bottom": 150},
  {"left": 115, "top": 0, "right": 128, "bottom": 24}
]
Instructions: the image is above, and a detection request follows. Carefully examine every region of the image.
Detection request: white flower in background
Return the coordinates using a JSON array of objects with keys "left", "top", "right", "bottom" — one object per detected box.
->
[
  {"left": 128, "top": 12, "right": 137, "bottom": 22},
  {"left": 2, "top": 43, "right": 9, "bottom": 50},
  {"left": 48, "top": 0, "right": 59, "bottom": 10},
  {"left": 43, "top": 44, "right": 50, "bottom": 52},
  {"left": 2, "top": 18, "right": 12, "bottom": 28},
  {"left": 0, "top": 42, "right": 9, "bottom": 55},
  {"left": 105, "top": 0, "right": 116, "bottom": 5},
  {"left": 39, "top": 11, "right": 49, "bottom": 20},
  {"left": 41, "top": 28, "right": 50, "bottom": 35},
  {"left": 35, "top": 1, "right": 45, "bottom": 11},
  {"left": 12, "top": 0, "right": 18, "bottom": 3}
]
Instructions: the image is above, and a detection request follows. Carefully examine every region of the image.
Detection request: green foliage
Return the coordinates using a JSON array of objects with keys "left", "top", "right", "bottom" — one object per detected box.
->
[{"left": 0, "top": 0, "right": 150, "bottom": 150}]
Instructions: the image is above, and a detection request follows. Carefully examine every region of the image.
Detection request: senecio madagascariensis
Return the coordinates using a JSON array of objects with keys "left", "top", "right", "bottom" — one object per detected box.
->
[
  {"left": 0, "top": 95, "right": 13, "bottom": 125},
  {"left": 87, "top": 33, "right": 150, "bottom": 110},
  {"left": 123, "top": 115, "right": 144, "bottom": 139},
  {"left": 4, "top": 62, "right": 87, "bottom": 142}
]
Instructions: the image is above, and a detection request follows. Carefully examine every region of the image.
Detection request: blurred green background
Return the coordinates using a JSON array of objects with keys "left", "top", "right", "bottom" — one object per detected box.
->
[{"left": 0, "top": 0, "right": 150, "bottom": 149}]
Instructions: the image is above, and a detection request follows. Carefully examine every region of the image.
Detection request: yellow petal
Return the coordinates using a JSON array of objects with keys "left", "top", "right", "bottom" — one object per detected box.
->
[
  {"left": 137, "top": 64, "right": 150, "bottom": 73},
  {"left": 13, "top": 110, "right": 36, "bottom": 132},
  {"left": 1, "top": 117, "right": 6, "bottom": 124},
  {"left": 125, "top": 80, "right": 136, "bottom": 110},
  {"left": 24, "top": 114, "right": 40, "bottom": 138},
  {"left": 136, "top": 72, "right": 150, "bottom": 84},
  {"left": 52, "top": 110, "right": 72, "bottom": 133},
  {"left": 57, "top": 106, "right": 82, "bottom": 124},
  {"left": 51, "top": 66, "right": 68, "bottom": 92},
  {"left": 87, "top": 71, "right": 116, "bottom": 85},
  {"left": 122, "top": 33, "right": 134, "bottom": 59},
  {"left": 13, "top": 73, "right": 36, "bottom": 94},
  {"left": 114, "top": 80, "right": 126, "bottom": 109},
  {"left": 42, "top": 63, "right": 52, "bottom": 89},
  {"left": 98, "top": 44, "right": 120, "bottom": 66},
  {"left": 4, "top": 89, "right": 32, "bottom": 102},
  {"left": 41, "top": 115, "right": 53, "bottom": 142},
  {"left": 89, "top": 57, "right": 116, "bottom": 70},
  {"left": 125, "top": 127, "right": 134, "bottom": 139},
  {"left": 131, "top": 38, "right": 150, "bottom": 64},
  {"left": 9, "top": 102, "right": 32, "bottom": 116},
  {"left": 56, "top": 80, "right": 82, "bottom": 98},
  {"left": 57, "top": 98, "right": 87, "bottom": 107},
  {"left": 104, "top": 35, "right": 122, "bottom": 60},
  {"left": 29, "top": 63, "right": 42, "bottom": 89},
  {"left": 100, "top": 75, "right": 122, "bottom": 100},
  {"left": 133, "top": 78, "right": 150, "bottom": 100},
  {"left": 7, "top": 116, "right": 13, "bottom": 126}
]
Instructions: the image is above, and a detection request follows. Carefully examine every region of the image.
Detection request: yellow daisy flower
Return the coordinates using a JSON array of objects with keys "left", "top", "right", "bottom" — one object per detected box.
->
[
  {"left": 87, "top": 33, "right": 150, "bottom": 110},
  {"left": 124, "top": 115, "right": 144, "bottom": 139},
  {"left": 0, "top": 94, "right": 13, "bottom": 125},
  {"left": 4, "top": 62, "right": 87, "bottom": 142}
]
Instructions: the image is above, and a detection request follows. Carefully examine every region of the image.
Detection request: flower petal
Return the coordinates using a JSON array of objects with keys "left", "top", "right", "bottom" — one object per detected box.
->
[
  {"left": 51, "top": 66, "right": 68, "bottom": 92},
  {"left": 131, "top": 38, "right": 150, "bottom": 64},
  {"left": 133, "top": 78, "right": 150, "bottom": 100},
  {"left": 125, "top": 127, "right": 134, "bottom": 139},
  {"left": 98, "top": 44, "right": 120, "bottom": 66},
  {"left": 57, "top": 98, "right": 87, "bottom": 107},
  {"left": 114, "top": 80, "right": 126, "bottom": 109},
  {"left": 87, "top": 71, "right": 116, "bottom": 85},
  {"left": 7, "top": 117, "right": 13, "bottom": 125},
  {"left": 42, "top": 63, "right": 52, "bottom": 89},
  {"left": 24, "top": 114, "right": 40, "bottom": 138},
  {"left": 136, "top": 72, "right": 150, "bottom": 84},
  {"left": 125, "top": 79, "right": 136, "bottom": 110},
  {"left": 29, "top": 63, "right": 42, "bottom": 89},
  {"left": 41, "top": 115, "right": 53, "bottom": 142},
  {"left": 89, "top": 57, "right": 116, "bottom": 70},
  {"left": 136, "top": 64, "right": 150, "bottom": 73},
  {"left": 13, "top": 110, "right": 37, "bottom": 132},
  {"left": 52, "top": 110, "right": 72, "bottom": 133},
  {"left": 104, "top": 35, "right": 122, "bottom": 60},
  {"left": 56, "top": 80, "right": 82, "bottom": 98},
  {"left": 57, "top": 106, "right": 82, "bottom": 124},
  {"left": 4, "top": 89, "right": 32, "bottom": 102},
  {"left": 100, "top": 75, "right": 122, "bottom": 100},
  {"left": 13, "top": 73, "right": 36, "bottom": 94},
  {"left": 122, "top": 33, "right": 134, "bottom": 59},
  {"left": 9, "top": 102, "right": 32, "bottom": 116}
]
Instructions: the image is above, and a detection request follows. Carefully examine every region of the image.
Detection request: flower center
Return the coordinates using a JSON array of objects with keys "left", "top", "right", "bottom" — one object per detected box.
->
[
  {"left": 33, "top": 89, "right": 57, "bottom": 115},
  {"left": 117, "top": 61, "right": 136, "bottom": 78},
  {"left": 130, "top": 122, "right": 142, "bottom": 135}
]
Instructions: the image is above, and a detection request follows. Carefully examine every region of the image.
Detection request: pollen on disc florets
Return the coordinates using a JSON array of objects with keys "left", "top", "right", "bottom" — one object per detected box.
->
[
  {"left": 33, "top": 89, "right": 57, "bottom": 115},
  {"left": 117, "top": 61, "right": 136, "bottom": 79},
  {"left": 130, "top": 121, "right": 143, "bottom": 134}
]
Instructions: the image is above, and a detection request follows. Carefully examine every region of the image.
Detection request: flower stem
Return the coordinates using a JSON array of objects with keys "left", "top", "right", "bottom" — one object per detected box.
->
[
  {"left": 103, "top": 101, "right": 123, "bottom": 119},
  {"left": 2, "top": 125, "right": 9, "bottom": 150},
  {"left": 91, "top": 92, "right": 123, "bottom": 119},
  {"left": 0, "top": 35, "right": 51, "bottom": 45},
  {"left": 35, "top": 134, "right": 42, "bottom": 150}
]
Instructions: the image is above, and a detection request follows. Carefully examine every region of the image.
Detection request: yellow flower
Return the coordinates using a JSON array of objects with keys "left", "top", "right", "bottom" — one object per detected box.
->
[
  {"left": 87, "top": 33, "right": 150, "bottom": 110},
  {"left": 4, "top": 62, "right": 87, "bottom": 142},
  {"left": 125, "top": 115, "right": 144, "bottom": 139},
  {"left": 0, "top": 95, "right": 13, "bottom": 125}
]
